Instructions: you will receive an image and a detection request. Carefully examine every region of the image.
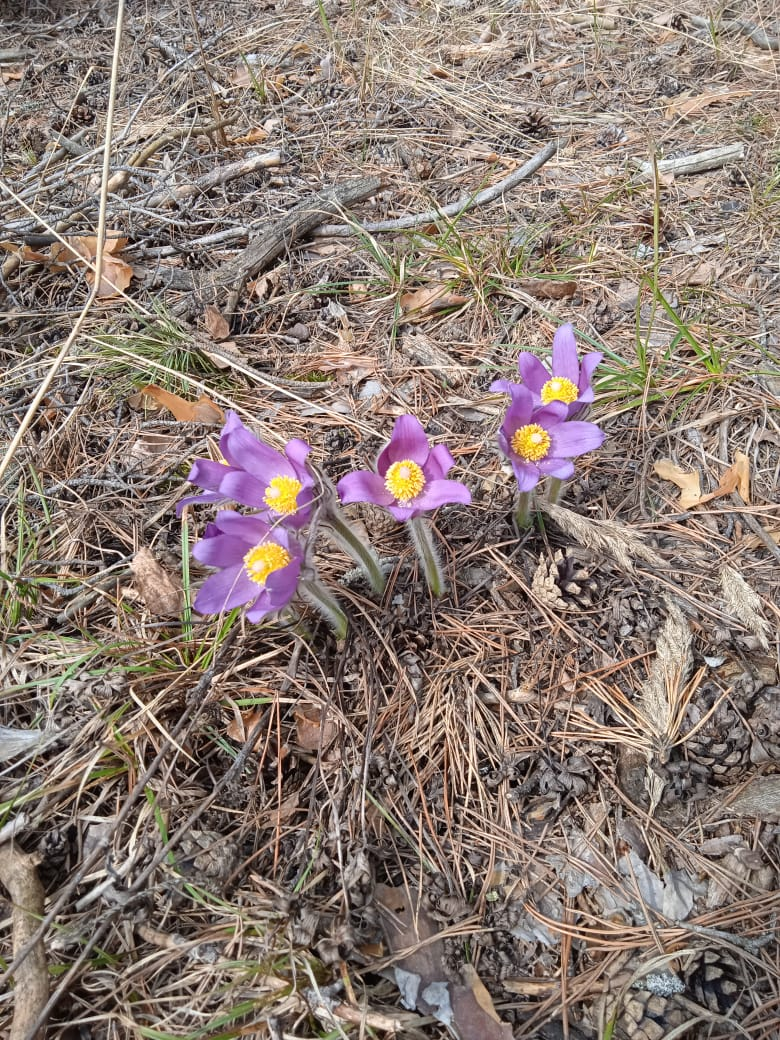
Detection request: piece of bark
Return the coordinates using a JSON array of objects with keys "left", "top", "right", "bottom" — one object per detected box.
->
[
  {"left": 0, "top": 845, "right": 49, "bottom": 1040},
  {"left": 155, "top": 176, "right": 381, "bottom": 317},
  {"left": 143, "top": 150, "right": 281, "bottom": 208},
  {"left": 633, "top": 143, "right": 745, "bottom": 181}
]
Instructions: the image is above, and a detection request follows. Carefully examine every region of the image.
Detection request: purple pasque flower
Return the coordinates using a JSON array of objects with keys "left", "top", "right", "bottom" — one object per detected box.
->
[
  {"left": 498, "top": 384, "right": 604, "bottom": 492},
  {"left": 337, "top": 414, "right": 471, "bottom": 521},
  {"left": 192, "top": 510, "right": 302, "bottom": 623},
  {"left": 177, "top": 411, "right": 314, "bottom": 528},
  {"left": 492, "top": 323, "right": 603, "bottom": 417}
]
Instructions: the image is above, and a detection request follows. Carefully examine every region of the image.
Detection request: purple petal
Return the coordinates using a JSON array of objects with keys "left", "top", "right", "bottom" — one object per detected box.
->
[
  {"left": 176, "top": 489, "right": 226, "bottom": 516},
  {"left": 551, "top": 324, "right": 579, "bottom": 383},
  {"left": 413, "top": 478, "right": 472, "bottom": 511},
  {"left": 516, "top": 352, "right": 550, "bottom": 393},
  {"left": 497, "top": 427, "right": 512, "bottom": 459},
  {"left": 519, "top": 400, "right": 569, "bottom": 431},
  {"left": 337, "top": 470, "right": 394, "bottom": 507},
  {"left": 264, "top": 561, "right": 302, "bottom": 605},
  {"left": 244, "top": 594, "right": 277, "bottom": 623},
  {"left": 502, "top": 386, "right": 535, "bottom": 428},
  {"left": 223, "top": 426, "right": 292, "bottom": 480},
  {"left": 187, "top": 458, "right": 237, "bottom": 491},
  {"left": 194, "top": 565, "right": 260, "bottom": 615},
  {"left": 424, "top": 443, "right": 455, "bottom": 481},
  {"left": 212, "top": 510, "right": 275, "bottom": 544},
  {"left": 284, "top": 438, "right": 312, "bottom": 471},
  {"left": 575, "top": 352, "right": 603, "bottom": 408},
  {"left": 219, "top": 471, "right": 270, "bottom": 510},
  {"left": 377, "top": 415, "right": 430, "bottom": 472},
  {"left": 548, "top": 421, "right": 605, "bottom": 458},
  {"left": 569, "top": 387, "right": 594, "bottom": 415},
  {"left": 510, "top": 461, "right": 541, "bottom": 492},
  {"left": 537, "top": 458, "right": 575, "bottom": 480},
  {"left": 387, "top": 503, "right": 415, "bottom": 521},
  {"left": 192, "top": 532, "right": 248, "bottom": 567},
  {"left": 490, "top": 377, "right": 523, "bottom": 396},
  {"left": 220, "top": 410, "right": 245, "bottom": 440}
]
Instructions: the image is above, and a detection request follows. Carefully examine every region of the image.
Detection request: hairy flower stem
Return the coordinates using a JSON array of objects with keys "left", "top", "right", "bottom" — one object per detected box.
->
[
  {"left": 514, "top": 491, "right": 534, "bottom": 530},
  {"left": 299, "top": 579, "right": 348, "bottom": 639},
  {"left": 546, "top": 478, "right": 564, "bottom": 505},
  {"left": 323, "top": 506, "right": 386, "bottom": 595},
  {"left": 408, "top": 516, "right": 446, "bottom": 598}
]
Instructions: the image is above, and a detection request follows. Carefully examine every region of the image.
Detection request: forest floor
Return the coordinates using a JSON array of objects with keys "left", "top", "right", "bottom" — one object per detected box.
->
[{"left": 1, "top": 2, "right": 779, "bottom": 1038}]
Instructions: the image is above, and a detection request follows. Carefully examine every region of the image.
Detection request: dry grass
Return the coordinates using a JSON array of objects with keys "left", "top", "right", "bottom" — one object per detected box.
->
[{"left": 1, "top": 1, "right": 779, "bottom": 1038}]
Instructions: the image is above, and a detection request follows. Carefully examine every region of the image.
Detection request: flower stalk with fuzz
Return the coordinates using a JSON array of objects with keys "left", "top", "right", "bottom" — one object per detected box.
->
[
  {"left": 178, "top": 411, "right": 315, "bottom": 528},
  {"left": 337, "top": 415, "right": 471, "bottom": 597},
  {"left": 492, "top": 323, "right": 602, "bottom": 418},
  {"left": 498, "top": 384, "right": 604, "bottom": 493}
]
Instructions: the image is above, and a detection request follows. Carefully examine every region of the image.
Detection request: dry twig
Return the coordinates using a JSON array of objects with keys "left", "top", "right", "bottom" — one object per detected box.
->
[
  {"left": 313, "top": 139, "right": 561, "bottom": 235},
  {"left": 0, "top": 845, "right": 48, "bottom": 1040}
]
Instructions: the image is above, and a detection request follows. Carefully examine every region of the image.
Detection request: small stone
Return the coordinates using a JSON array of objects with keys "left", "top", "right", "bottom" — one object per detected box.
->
[
  {"left": 359, "top": 379, "right": 384, "bottom": 399},
  {"left": 288, "top": 323, "right": 309, "bottom": 341}
]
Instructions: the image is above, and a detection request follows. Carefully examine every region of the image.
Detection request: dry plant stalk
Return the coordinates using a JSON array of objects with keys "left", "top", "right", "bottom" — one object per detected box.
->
[
  {"left": 637, "top": 599, "right": 693, "bottom": 758},
  {"left": 719, "top": 565, "right": 772, "bottom": 650},
  {"left": 568, "top": 601, "right": 719, "bottom": 804},
  {"left": 539, "top": 501, "right": 665, "bottom": 573}
]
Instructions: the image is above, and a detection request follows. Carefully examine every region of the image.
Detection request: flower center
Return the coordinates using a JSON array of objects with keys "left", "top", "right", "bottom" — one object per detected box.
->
[
  {"left": 243, "top": 542, "right": 292, "bottom": 586},
  {"left": 541, "top": 376, "right": 579, "bottom": 405},
  {"left": 511, "top": 424, "right": 551, "bottom": 462},
  {"left": 263, "top": 475, "right": 303, "bottom": 516},
  {"left": 384, "top": 459, "right": 426, "bottom": 504}
]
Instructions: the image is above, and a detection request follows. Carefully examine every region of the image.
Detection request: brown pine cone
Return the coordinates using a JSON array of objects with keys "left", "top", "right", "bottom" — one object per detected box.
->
[
  {"left": 531, "top": 549, "right": 599, "bottom": 612},
  {"left": 679, "top": 685, "right": 752, "bottom": 782}
]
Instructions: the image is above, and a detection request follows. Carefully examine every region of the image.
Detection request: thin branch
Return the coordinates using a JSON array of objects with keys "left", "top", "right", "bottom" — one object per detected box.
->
[{"left": 312, "top": 139, "right": 561, "bottom": 236}]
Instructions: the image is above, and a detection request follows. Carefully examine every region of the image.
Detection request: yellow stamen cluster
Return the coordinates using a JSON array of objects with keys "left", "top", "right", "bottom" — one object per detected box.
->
[
  {"left": 243, "top": 542, "right": 292, "bottom": 586},
  {"left": 263, "top": 475, "right": 302, "bottom": 516},
  {"left": 384, "top": 459, "right": 426, "bottom": 504},
  {"left": 511, "top": 424, "right": 551, "bottom": 462},
  {"left": 541, "top": 376, "right": 579, "bottom": 405}
]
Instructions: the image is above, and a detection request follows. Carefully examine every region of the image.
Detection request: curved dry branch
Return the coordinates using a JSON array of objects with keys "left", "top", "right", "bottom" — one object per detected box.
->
[{"left": 313, "top": 139, "right": 561, "bottom": 236}]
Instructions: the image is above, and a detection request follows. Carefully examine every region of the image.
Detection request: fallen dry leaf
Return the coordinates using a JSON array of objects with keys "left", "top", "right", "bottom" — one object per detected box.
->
[
  {"left": 376, "top": 884, "right": 513, "bottom": 1040},
  {"left": 93, "top": 252, "right": 133, "bottom": 298},
  {"left": 225, "top": 705, "right": 268, "bottom": 751},
  {"left": 400, "top": 283, "right": 469, "bottom": 321},
  {"left": 722, "top": 451, "right": 750, "bottom": 503},
  {"left": 137, "top": 385, "right": 224, "bottom": 423},
  {"left": 672, "top": 258, "right": 726, "bottom": 286},
  {"left": 50, "top": 233, "right": 133, "bottom": 298},
  {"left": 654, "top": 454, "right": 750, "bottom": 509},
  {"left": 203, "top": 304, "right": 231, "bottom": 342},
  {"left": 653, "top": 459, "right": 701, "bottom": 509},
  {"left": 130, "top": 548, "right": 182, "bottom": 617},
  {"left": 232, "top": 127, "right": 269, "bottom": 144},
  {"left": 0, "top": 241, "right": 51, "bottom": 263},
  {"left": 665, "top": 90, "right": 751, "bottom": 120},
  {"left": 516, "top": 277, "right": 577, "bottom": 300},
  {"left": 460, "top": 144, "right": 500, "bottom": 162},
  {"left": 294, "top": 705, "right": 338, "bottom": 753}
]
